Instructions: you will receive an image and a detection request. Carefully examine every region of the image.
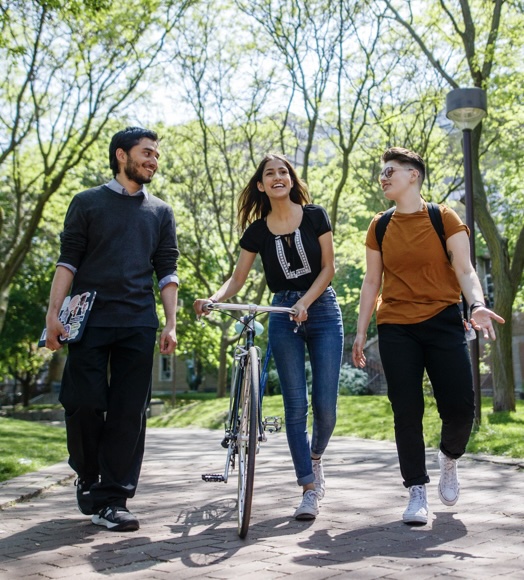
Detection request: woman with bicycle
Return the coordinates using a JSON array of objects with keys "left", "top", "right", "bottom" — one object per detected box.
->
[{"left": 194, "top": 153, "right": 343, "bottom": 520}]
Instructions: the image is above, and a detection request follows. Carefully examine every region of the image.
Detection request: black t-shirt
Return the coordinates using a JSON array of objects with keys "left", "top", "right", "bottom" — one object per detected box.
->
[{"left": 239, "top": 204, "right": 332, "bottom": 292}]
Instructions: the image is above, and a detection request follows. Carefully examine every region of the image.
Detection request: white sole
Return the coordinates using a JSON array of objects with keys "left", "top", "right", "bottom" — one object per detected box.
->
[
  {"left": 402, "top": 513, "right": 428, "bottom": 525},
  {"left": 438, "top": 485, "right": 460, "bottom": 506}
]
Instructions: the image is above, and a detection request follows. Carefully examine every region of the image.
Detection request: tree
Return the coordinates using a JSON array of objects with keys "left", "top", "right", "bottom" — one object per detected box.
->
[
  {"left": 0, "top": 0, "right": 195, "bottom": 333},
  {"left": 321, "top": 4, "right": 386, "bottom": 232},
  {"left": 0, "top": 228, "right": 56, "bottom": 406},
  {"left": 377, "top": 0, "right": 524, "bottom": 411},
  {"left": 159, "top": 0, "right": 284, "bottom": 396},
  {"left": 235, "top": 0, "right": 356, "bottom": 182}
]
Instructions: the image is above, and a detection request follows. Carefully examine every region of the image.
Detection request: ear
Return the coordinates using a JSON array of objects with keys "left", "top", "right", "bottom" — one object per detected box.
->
[
  {"left": 116, "top": 148, "right": 127, "bottom": 165},
  {"left": 257, "top": 181, "right": 264, "bottom": 192}
]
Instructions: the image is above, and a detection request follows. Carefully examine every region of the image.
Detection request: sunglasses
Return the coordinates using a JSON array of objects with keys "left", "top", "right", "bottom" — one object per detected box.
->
[{"left": 378, "top": 166, "right": 417, "bottom": 182}]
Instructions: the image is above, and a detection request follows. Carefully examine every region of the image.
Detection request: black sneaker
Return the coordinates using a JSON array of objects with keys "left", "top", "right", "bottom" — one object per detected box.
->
[
  {"left": 75, "top": 477, "right": 98, "bottom": 515},
  {"left": 91, "top": 506, "right": 140, "bottom": 532}
]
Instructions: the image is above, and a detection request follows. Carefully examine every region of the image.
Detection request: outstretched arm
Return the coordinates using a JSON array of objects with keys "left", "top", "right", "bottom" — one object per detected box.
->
[
  {"left": 446, "top": 231, "right": 505, "bottom": 339},
  {"left": 193, "top": 249, "right": 257, "bottom": 316}
]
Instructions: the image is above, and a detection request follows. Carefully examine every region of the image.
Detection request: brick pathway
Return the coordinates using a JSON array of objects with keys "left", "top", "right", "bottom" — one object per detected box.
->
[{"left": 0, "top": 428, "right": 523, "bottom": 579}]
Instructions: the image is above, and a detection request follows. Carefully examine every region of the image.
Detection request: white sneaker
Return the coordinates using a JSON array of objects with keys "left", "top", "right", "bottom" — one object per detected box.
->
[
  {"left": 403, "top": 485, "right": 428, "bottom": 525},
  {"left": 312, "top": 458, "right": 325, "bottom": 500},
  {"left": 438, "top": 450, "right": 460, "bottom": 506},
  {"left": 294, "top": 490, "right": 319, "bottom": 520}
]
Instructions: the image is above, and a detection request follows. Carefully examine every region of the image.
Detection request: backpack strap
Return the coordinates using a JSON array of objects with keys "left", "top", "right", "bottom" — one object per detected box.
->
[
  {"left": 375, "top": 202, "right": 448, "bottom": 261},
  {"left": 427, "top": 202, "right": 448, "bottom": 260},
  {"left": 375, "top": 207, "right": 395, "bottom": 252}
]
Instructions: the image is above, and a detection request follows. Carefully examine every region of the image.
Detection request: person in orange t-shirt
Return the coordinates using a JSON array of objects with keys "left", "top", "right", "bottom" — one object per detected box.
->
[{"left": 352, "top": 147, "right": 504, "bottom": 526}]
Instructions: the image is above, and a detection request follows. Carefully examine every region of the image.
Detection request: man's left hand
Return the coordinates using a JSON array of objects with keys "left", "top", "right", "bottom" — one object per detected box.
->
[{"left": 159, "top": 326, "right": 177, "bottom": 354}]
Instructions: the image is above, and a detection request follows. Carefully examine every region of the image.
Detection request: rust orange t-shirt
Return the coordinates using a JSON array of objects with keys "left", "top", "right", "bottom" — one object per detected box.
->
[{"left": 365, "top": 203, "right": 468, "bottom": 325}]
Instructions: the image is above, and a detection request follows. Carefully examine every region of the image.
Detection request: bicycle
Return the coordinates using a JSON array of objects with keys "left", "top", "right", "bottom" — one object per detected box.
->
[{"left": 200, "top": 302, "right": 297, "bottom": 538}]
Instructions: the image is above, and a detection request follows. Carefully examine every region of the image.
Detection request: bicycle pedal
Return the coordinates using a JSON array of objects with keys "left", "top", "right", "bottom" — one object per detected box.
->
[
  {"left": 202, "top": 474, "right": 225, "bottom": 482},
  {"left": 263, "top": 416, "right": 282, "bottom": 433}
]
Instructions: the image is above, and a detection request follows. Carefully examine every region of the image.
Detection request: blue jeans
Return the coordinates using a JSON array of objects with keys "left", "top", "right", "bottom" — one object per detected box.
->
[{"left": 269, "top": 287, "right": 343, "bottom": 486}]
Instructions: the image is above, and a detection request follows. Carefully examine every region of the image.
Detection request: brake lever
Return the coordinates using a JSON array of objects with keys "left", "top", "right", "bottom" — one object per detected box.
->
[
  {"left": 196, "top": 302, "right": 215, "bottom": 327},
  {"left": 288, "top": 309, "right": 301, "bottom": 333}
]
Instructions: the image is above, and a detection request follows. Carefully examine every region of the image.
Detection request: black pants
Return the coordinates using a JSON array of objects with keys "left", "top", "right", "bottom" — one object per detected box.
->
[
  {"left": 59, "top": 326, "right": 156, "bottom": 510},
  {"left": 378, "top": 305, "right": 475, "bottom": 488}
]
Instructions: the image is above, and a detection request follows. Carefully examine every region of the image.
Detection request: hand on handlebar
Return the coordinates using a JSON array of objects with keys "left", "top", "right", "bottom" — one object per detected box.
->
[
  {"left": 193, "top": 298, "right": 214, "bottom": 318},
  {"left": 291, "top": 301, "right": 308, "bottom": 323}
]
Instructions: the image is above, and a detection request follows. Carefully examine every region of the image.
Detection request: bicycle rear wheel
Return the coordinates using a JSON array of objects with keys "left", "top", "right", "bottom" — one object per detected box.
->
[{"left": 237, "top": 346, "right": 259, "bottom": 538}]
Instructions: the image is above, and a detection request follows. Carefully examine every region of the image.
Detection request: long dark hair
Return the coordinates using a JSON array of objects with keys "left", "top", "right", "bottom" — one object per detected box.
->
[{"left": 237, "top": 153, "right": 311, "bottom": 231}]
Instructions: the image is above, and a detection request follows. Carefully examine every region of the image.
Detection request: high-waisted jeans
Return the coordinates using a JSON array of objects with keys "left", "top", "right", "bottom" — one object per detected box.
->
[
  {"left": 269, "top": 287, "right": 344, "bottom": 486},
  {"left": 378, "top": 304, "right": 475, "bottom": 488}
]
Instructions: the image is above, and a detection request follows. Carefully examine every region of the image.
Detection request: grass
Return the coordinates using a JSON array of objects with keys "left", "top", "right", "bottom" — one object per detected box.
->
[
  {"left": 0, "top": 416, "right": 67, "bottom": 482},
  {"left": 1, "top": 394, "right": 522, "bottom": 485},
  {"left": 151, "top": 394, "right": 524, "bottom": 460}
]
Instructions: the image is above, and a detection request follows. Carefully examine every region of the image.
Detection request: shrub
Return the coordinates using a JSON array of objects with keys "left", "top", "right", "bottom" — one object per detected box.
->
[
  {"left": 266, "top": 361, "right": 369, "bottom": 396},
  {"left": 338, "top": 363, "right": 370, "bottom": 396},
  {"left": 266, "top": 361, "right": 313, "bottom": 395}
]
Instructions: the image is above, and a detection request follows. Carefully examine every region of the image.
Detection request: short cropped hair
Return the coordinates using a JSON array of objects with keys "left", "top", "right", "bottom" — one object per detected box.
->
[
  {"left": 109, "top": 127, "right": 159, "bottom": 177},
  {"left": 381, "top": 147, "right": 426, "bottom": 185}
]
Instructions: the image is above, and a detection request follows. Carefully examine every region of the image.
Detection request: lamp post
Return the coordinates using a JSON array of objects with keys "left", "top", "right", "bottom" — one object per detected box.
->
[{"left": 446, "top": 87, "right": 487, "bottom": 426}]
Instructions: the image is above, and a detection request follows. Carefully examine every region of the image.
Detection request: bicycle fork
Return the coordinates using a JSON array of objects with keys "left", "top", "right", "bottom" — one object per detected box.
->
[
  {"left": 201, "top": 419, "right": 281, "bottom": 484},
  {"left": 201, "top": 433, "right": 235, "bottom": 483}
]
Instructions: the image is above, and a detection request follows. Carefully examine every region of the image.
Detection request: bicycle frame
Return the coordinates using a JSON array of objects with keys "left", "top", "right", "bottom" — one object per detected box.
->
[{"left": 215, "top": 307, "right": 271, "bottom": 484}]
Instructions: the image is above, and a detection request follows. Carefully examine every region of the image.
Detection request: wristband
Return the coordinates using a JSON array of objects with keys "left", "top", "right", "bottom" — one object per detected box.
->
[{"left": 469, "top": 301, "right": 485, "bottom": 318}]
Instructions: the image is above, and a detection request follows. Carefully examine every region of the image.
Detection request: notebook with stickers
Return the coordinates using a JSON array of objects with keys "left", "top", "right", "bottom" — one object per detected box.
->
[{"left": 38, "top": 290, "right": 96, "bottom": 347}]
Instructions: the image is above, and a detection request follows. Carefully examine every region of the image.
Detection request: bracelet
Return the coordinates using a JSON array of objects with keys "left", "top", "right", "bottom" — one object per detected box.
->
[{"left": 469, "top": 301, "right": 485, "bottom": 318}]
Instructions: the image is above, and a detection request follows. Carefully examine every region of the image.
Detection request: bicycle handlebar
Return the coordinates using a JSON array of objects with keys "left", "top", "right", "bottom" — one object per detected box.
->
[{"left": 203, "top": 302, "right": 297, "bottom": 316}]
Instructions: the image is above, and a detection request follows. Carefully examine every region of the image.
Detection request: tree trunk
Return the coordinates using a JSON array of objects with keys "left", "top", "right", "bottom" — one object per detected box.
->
[
  {"left": 0, "top": 284, "right": 10, "bottom": 335},
  {"left": 46, "top": 351, "right": 66, "bottom": 389},
  {"left": 491, "top": 315, "right": 515, "bottom": 412},
  {"left": 22, "top": 379, "right": 31, "bottom": 407},
  {"left": 330, "top": 151, "right": 350, "bottom": 233},
  {"left": 471, "top": 128, "right": 516, "bottom": 412}
]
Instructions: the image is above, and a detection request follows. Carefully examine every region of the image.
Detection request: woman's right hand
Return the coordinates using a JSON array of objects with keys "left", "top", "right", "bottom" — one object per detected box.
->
[
  {"left": 291, "top": 299, "right": 309, "bottom": 323},
  {"left": 352, "top": 333, "right": 367, "bottom": 368}
]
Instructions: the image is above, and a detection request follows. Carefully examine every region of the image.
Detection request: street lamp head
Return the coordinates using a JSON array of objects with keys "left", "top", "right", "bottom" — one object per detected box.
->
[{"left": 446, "top": 87, "right": 487, "bottom": 131}]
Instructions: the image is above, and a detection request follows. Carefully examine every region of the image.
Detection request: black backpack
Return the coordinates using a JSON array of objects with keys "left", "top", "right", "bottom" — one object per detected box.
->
[{"left": 375, "top": 202, "right": 448, "bottom": 260}]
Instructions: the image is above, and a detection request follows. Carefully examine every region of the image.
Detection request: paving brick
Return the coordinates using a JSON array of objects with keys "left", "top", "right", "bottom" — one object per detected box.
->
[{"left": 0, "top": 428, "right": 523, "bottom": 579}]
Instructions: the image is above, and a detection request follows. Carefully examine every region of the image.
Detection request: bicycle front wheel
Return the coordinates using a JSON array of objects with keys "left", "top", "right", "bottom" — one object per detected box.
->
[{"left": 237, "top": 346, "right": 260, "bottom": 538}]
